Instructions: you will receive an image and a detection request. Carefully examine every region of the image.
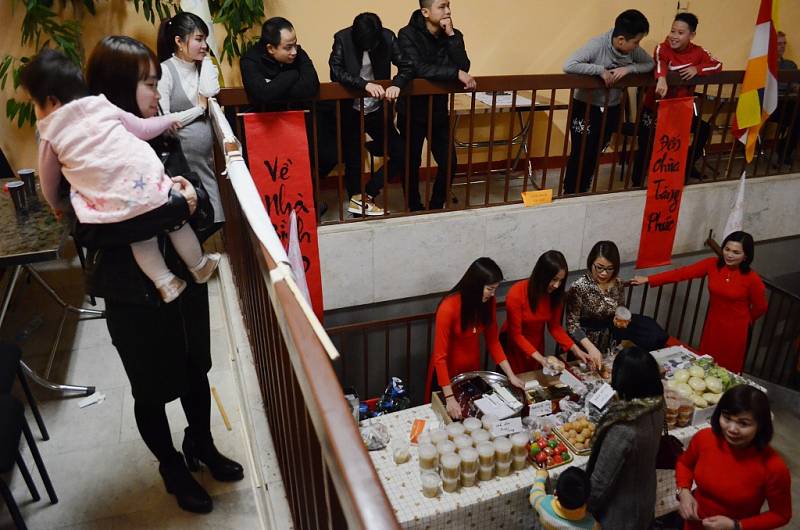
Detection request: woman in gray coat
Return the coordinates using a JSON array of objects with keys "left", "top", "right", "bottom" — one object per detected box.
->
[{"left": 586, "top": 346, "right": 665, "bottom": 529}]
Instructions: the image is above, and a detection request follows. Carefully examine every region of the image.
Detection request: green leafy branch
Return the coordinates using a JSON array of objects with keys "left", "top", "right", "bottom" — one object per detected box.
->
[
  {"left": 209, "top": 0, "right": 263, "bottom": 64},
  {"left": 129, "top": 0, "right": 178, "bottom": 25}
]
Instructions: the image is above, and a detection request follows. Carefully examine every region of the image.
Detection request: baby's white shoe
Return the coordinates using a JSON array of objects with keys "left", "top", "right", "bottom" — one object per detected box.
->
[
  {"left": 156, "top": 276, "right": 187, "bottom": 303},
  {"left": 190, "top": 253, "right": 221, "bottom": 284}
]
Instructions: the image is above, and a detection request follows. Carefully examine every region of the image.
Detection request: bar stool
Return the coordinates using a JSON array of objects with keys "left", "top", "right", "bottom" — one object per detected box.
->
[
  {"left": 0, "top": 394, "right": 58, "bottom": 530},
  {"left": 0, "top": 343, "right": 48, "bottom": 441}
]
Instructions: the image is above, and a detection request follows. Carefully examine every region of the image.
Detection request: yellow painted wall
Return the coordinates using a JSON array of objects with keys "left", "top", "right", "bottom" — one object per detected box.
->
[{"left": 2, "top": 0, "right": 799, "bottom": 172}]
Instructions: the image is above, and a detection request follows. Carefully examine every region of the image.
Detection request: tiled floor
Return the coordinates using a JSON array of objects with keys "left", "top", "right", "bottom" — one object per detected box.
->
[{"left": 0, "top": 248, "right": 290, "bottom": 530}]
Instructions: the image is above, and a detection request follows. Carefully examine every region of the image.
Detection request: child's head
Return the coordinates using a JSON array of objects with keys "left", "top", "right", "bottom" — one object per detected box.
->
[
  {"left": 669, "top": 13, "right": 698, "bottom": 52},
  {"left": 420, "top": 0, "right": 452, "bottom": 30},
  {"left": 555, "top": 467, "right": 591, "bottom": 510},
  {"left": 612, "top": 9, "right": 649, "bottom": 54},
  {"left": 20, "top": 48, "right": 88, "bottom": 120}
]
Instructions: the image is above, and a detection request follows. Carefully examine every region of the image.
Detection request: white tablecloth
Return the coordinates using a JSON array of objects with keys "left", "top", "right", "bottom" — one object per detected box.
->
[{"left": 366, "top": 405, "right": 705, "bottom": 529}]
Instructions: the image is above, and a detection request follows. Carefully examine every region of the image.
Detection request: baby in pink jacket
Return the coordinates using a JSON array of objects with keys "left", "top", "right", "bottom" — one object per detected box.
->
[{"left": 21, "top": 49, "right": 218, "bottom": 303}]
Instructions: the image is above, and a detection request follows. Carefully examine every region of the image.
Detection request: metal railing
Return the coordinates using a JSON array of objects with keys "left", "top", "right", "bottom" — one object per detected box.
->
[
  {"left": 217, "top": 70, "right": 800, "bottom": 224},
  {"left": 208, "top": 100, "right": 399, "bottom": 530},
  {"left": 326, "top": 272, "right": 800, "bottom": 406}
]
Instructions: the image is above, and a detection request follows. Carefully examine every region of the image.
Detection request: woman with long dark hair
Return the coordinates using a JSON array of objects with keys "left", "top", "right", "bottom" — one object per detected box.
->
[
  {"left": 83, "top": 36, "right": 242, "bottom": 514},
  {"left": 632, "top": 231, "right": 767, "bottom": 373},
  {"left": 425, "top": 258, "right": 524, "bottom": 419},
  {"left": 502, "top": 250, "right": 588, "bottom": 373},
  {"left": 156, "top": 12, "right": 224, "bottom": 231},
  {"left": 676, "top": 385, "right": 791, "bottom": 530},
  {"left": 586, "top": 346, "right": 664, "bottom": 529}
]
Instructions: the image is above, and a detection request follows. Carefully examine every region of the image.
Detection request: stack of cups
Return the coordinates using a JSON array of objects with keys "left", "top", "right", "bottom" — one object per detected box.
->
[
  {"left": 446, "top": 421, "right": 466, "bottom": 440},
  {"left": 440, "top": 452, "right": 461, "bottom": 493},
  {"left": 417, "top": 432, "right": 433, "bottom": 446},
  {"left": 436, "top": 440, "right": 456, "bottom": 456},
  {"left": 453, "top": 434, "right": 473, "bottom": 453},
  {"left": 418, "top": 443, "right": 439, "bottom": 472},
  {"left": 18, "top": 169, "right": 37, "bottom": 199},
  {"left": 421, "top": 470, "right": 442, "bottom": 498},
  {"left": 459, "top": 447, "right": 478, "bottom": 487},
  {"left": 510, "top": 432, "right": 529, "bottom": 471},
  {"left": 494, "top": 437, "right": 513, "bottom": 477},
  {"left": 477, "top": 442, "right": 495, "bottom": 481},
  {"left": 482, "top": 414, "right": 498, "bottom": 433},
  {"left": 471, "top": 428, "right": 491, "bottom": 445},
  {"left": 463, "top": 417, "right": 482, "bottom": 435}
]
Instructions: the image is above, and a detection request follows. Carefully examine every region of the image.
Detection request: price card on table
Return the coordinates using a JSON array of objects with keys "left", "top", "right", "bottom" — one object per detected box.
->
[
  {"left": 588, "top": 383, "right": 616, "bottom": 410},
  {"left": 530, "top": 400, "right": 553, "bottom": 417},
  {"left": 490, "top": 417, "right": 524, "bottom": 437}
]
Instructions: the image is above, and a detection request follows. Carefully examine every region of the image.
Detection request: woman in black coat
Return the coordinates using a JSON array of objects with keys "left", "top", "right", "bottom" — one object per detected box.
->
[{"left": 77, "top": 35, "right": 242, "bottom": 514}]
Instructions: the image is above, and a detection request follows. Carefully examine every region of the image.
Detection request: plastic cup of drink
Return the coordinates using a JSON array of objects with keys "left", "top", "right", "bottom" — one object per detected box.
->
[
  {"left": 453, "top": 434, "right": 473, "bottom": 452},
  {"left": 459, "top": 447, "right": 479, "bottom": 474},
  {"left": 477, "top": 441, "right": 495, "bottom": 467},
  {"left": 393, "top": 441, "right": 411, "bottom": 464},
  {"left": 416, "top": 432, "right": 432, "bottom": 446},
  {"left": 421, "top": 471, "right": 441, "bottom": 498},
  {"left": 436, "top": 440, "right": 456, "bottom": 455},
  {"left": 462, "top": 417, "right": 482, "bottom": 434},
  {"left": 442, "top": 475, "right": 460, "bottom": 493},
  {"left": 461, "top": 469, "right": 478, "bottom": 487},
  {"left": 446, "top": 421, "right": 466, "bottom": 440},
  {"left": 493, "top": 436, "right": 513, "bottom": 464},
  {"left": 495, "top": 459, "right": 512, "bottom": 477},
  {"left": 430, "top": 428, "right": 449, "bottom": 445},
  {"left": 418, "top": 443, "right": 438, "bottom": 471},
  {"left": 478, "top": 464, "right": 494, "bottom": 481},
  {"left": 8, "top": 181, "right": 28, "bottom": 213},
  {"left": 510, "top": 432, "right": 529, "bottom": 457},
  {"left": 512, "top": 454, "right": 528, "bottom": 471},
  {"left": 17, "top": 169, "right": 36, "bottom": 198},
  {"left": 471, "top": 428, "right": 491, "bottom": 445},
  {"left": 482, "top": 414, "right": 499, "bottom": 431},
  {"left": 440, "top": 452, "right": 461, "bottom": 480}
]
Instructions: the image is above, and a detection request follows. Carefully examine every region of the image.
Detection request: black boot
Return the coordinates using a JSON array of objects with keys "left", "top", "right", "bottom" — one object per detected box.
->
[
  {"left": 182, "top": 428, "right": 244, "bottom": 482},
  {"left": 159, "top": 453, "right": 213, "bottom": 514}
]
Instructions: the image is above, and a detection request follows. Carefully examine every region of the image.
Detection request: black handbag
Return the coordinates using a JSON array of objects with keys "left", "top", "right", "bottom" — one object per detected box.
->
[{"left": 656, "top": 419, "right": 684, "bottom": 470}]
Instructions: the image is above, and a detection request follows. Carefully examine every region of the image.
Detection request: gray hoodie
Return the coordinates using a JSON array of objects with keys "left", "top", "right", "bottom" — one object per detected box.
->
[{"left": 564, "top": 29, "right": 654, "bottom": 107}]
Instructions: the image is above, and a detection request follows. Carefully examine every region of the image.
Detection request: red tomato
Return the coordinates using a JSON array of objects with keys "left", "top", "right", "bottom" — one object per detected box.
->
[
  {"left": 537, "top": 438, "right": 548, "bottom": 449},
  {"left": 535, "top": 452, "right": 548, "bottom": 464},
  {"left": 553, "top": 454, "right": 563, "bottom": 464},
  {"left": 556, "top": 443, "right": 568, "bottom": 453}
]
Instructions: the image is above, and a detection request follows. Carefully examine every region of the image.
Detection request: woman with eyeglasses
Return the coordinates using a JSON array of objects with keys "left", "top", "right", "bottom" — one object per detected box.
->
[
  {"left": 565, "top": 241, "right": 624, "bottom": 368},
  {"left": 632, "top": 231, "right": 767, "bottom": 373},
  {"left": 424, "top": 257, "right": 525, "bottom": 420}
]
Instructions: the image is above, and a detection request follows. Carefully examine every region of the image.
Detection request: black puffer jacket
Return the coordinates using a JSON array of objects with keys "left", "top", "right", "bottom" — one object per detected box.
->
[
  {"left": 329, "top": 27, "right": 414, "bottom": 91},
  {"left": 397, "top": 9, "right": 470, "bottom": 117},
  {"left": 240, "top": 43, "right": 320, "bottom": 112}
]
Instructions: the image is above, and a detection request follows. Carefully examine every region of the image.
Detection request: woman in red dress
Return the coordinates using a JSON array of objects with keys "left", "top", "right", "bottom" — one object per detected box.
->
[
  {"left": 426, "top": 257, "right": 525, "bottom": 419},
  {"left": 502, "top": 250, "right": 588, "bottom": 374},
  {"left": 676, "top": 385, "right": 791, "bottom": 530},
  {"left": 632, "top": 231, "right": 767, "bottom": 373}
]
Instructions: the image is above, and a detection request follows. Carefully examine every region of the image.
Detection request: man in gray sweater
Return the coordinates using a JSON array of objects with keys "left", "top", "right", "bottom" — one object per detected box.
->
[{"left": 562, "top": 9, "right": 654, "bottom": 194}]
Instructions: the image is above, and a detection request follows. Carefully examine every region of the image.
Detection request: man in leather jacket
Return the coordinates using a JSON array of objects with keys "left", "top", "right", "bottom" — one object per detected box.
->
[
  {"left": 240, "top": 17, "right": 337, "bottom": 203},
  {"left": 329, "top": 12, "right": 414, "bottom": 216},
  {"left": 398, "top": 0, "right": 475, "bottom": 211}
]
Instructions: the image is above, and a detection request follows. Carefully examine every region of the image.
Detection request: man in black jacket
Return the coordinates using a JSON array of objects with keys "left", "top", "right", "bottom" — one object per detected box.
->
[
  {"left": 330, "top": 12, "right": 414, "bottom": 216},
  {"left": 398, "top": 0, "right": 475, "bottom": 211},
  {"left": 240, "top": 17, "right": 337, "bottom": 195}
]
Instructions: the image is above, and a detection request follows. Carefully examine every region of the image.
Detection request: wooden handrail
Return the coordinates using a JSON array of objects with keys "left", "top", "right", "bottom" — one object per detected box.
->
[{"left": 217, "top": 69, "right": 800, "bottom": 106}]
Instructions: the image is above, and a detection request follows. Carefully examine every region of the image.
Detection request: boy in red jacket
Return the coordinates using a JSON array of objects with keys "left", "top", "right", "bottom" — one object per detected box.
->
[{"left": 632, "top": 12, "right": 722, "bottom": 185}]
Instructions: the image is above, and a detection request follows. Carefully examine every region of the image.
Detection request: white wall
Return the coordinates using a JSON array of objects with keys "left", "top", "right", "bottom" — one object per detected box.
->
[{"left": 319, "top": 173, "right": 800, "bottom": 310}]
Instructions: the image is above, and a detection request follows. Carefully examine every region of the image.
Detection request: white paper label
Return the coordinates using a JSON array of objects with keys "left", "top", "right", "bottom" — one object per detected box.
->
[
  {"left": 491, "top": 417, "right": 524, "bottom": 437},
  {"left": 559, "top": 371, "right": 587, "bottom": 394},
  {"left": 530, "top": 400, "right": 552, "bottom": 417},
  {"left": 588, "top": 383, "right": 616, "bottom": 410}
]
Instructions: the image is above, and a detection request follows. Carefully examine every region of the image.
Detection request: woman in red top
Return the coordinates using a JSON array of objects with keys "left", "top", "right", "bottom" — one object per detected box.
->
[
  {"left": 632, "top": 231, "right": 767, "bottom": 373},
  {"left": 676, "top": 385, "right": 792, "bottom": 530},
  {"left": 502, "top": 250, "right": 587, "bottom": 374},
  {"left": 426, "top": 257, "right": 524, "bottom": 419}
]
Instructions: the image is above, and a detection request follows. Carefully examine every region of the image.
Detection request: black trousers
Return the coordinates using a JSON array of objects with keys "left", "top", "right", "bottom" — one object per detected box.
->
[
  {"left": 564, "top": 99, "right": 620, "bottom": 194},
  {"left": 398, "top": 109, "right": 456, "bottom": 210},
  {"left": 771, "top": 98, "right": 800, "bottom": 163},
  {"left": 632, "top": 108, "right": 711, "bottom": 186},
  {"left": 133, "top": 371, "right": 212, "bottom": 463},
  {"left": 341, "top": 105, "right": 406, "bottom": 199},
  {"left": 305, "top": 108, "right": 338, "bottom": 181}
]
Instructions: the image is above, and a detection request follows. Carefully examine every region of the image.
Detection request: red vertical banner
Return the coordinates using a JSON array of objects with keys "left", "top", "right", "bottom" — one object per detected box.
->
[
  {"left": 636, "top": 97, "right": 694, "bottom": 269},
  {"left": 243, "top": 111, "right": 324, "bottom": 318}
]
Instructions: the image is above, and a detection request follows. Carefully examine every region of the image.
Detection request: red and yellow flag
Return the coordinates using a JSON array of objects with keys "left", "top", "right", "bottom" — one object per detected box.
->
[{"left": 732, "top": 0, "right": 780, "bottom": 162}]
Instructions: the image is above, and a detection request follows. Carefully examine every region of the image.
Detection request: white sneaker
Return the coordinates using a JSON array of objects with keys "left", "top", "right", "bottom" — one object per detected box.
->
[{"left": 348, "top": 194, "right": 384, "bottom": 216}]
